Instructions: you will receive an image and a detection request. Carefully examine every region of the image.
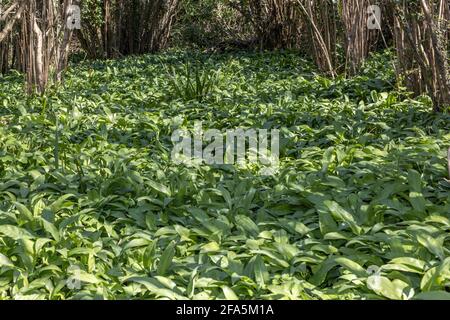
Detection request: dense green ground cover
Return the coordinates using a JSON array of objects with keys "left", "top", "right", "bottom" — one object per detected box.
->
[{"left": 0, "top": 51, "right": 449, "bottom": 300}]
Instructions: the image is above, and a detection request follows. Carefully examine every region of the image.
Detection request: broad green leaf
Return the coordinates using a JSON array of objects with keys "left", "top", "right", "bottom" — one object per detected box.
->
[
  {"left": 0, "top": 253, "right": 13, "bottom": 267},
  {"left": 147, "top": 180, "right": 172, "bottom": 197},
  {"left": 253, "top": 255, "right": 269, "bottom": 287},
  {"left": 157, "top": 241, "right": 176, "bottom": 276},
  {"left": 14, "top": 202, "right": 33, "bottom": 221},
  {"left": 222, "top": 286, "right": 239, "bottom": 300},
  {"left": 367, "top": 276, "right": 407, "bottom": 300},
  {"left": 0, "top": 225, "right": 34, "bottom": 240}
]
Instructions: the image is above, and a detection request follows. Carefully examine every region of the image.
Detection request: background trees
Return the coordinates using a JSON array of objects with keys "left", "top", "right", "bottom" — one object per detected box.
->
[
  {"left": 0, "top": 0, "right": 25, "bottom": 74},
  {"left": 393, "top": 0, "right": 449, "bottom": 111},
  {"left": 0, "top": 0, "right": 78, "bottom": 93},
  {"left": 0, "top": 0, "right": 449, "bottom": 111},
  {"left": 229, "top": 0, "right": 303, "bottom": 50},
  {"left": 78, "top": 0, "right": 180, "bottom": 59}
]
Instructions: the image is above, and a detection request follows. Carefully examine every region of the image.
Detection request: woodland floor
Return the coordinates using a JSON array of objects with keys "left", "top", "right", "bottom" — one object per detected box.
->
[{"left": 0, "top": 51, "right": 449, "bottom": 299}]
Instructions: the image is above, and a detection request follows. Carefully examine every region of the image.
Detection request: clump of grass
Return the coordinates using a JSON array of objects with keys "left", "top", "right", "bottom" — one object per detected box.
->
[{"left": 166, "top": 61, "right": 220, "bottom": 102}]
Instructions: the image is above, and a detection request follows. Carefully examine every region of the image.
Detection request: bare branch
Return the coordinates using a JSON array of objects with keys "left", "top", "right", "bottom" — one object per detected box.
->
[
  {"left": 0, "top": 0, "right": 19, "bottom": 22},
  {"left": 0, "top": 0, "right": 25, "bottom": 43}
]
